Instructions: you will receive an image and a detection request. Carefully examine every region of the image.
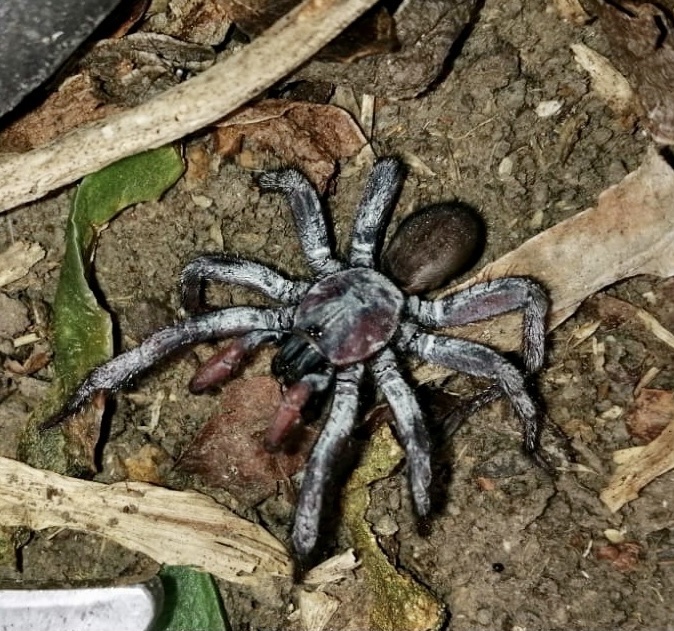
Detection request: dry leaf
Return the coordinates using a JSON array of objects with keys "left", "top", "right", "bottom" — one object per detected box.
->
[
  {"left": 109, "top": 0, "right": 152, "bottom": 38},
  {"left": 625, "top": 389, "right": 674, "bottom": 443},
  {"left": 223, "top": 0, "right": 396, "bottom": 61},
  {"left": 0, "top": 455, "right": 292, "bottom": 583},
  {"left": 303, "top": 549, "right": 360, "bottom": 585},
  {"left": 594, "top": 541, "right": 642, "bottom": 572},
  {"left": 570, "top": 43, "right": 636, "bottom": 119},
  {"left": 222, "top": 0, "right": 299, "bottom": 36},
  {"left": 297, "top": 589, "right": 340, "bottom": 631},
  {"left": 214, "top": 99, "right": 366, "bottom": 192},
  {"left": 588, "top": 0, "right": 674, "bottom": 143},
  {"left": 178, "top": 376, "right": 315, "bottom": 506}
]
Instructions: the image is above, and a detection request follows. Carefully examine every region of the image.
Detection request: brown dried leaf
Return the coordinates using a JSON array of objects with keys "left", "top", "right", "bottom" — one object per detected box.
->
[
  {"left": 571, "top": 43, "right": 636, "bottom": 120},
  {"left": 588, "top": 0, "right": 674, "bottom": 143},
  {"left": 594, "top": 541, "right": 642, "bottom": 572},
  {"left": 214, "top": 99, "right": 366, "bottom": 192},
  {"left": 222, "top": 0, "right": 299, "bottom": 36},
  {"left": 184, "top": 142, "right": 213, "bottom": 189},
  {"left": 109, "top": 0, "right": 152, "bottom": 38},
  {"left": 0, "top": 75, "right": 121, "bottom": 152},
  {"left": 178, "top": 376, "right": 315, "bottom": 506},
  {"left": 315, "top": 7, "right": 398, "bottom": 63},
  {"left": 4, "top": 350, "right": 50, "bottom": 376},
  {"left": 625, "top": 389, "right": 674, "bottom": 443}
]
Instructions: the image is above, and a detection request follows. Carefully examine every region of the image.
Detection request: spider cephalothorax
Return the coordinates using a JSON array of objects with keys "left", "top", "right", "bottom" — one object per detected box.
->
[{"left": 45, "top": 158, "right": 549, "bottom": 557}]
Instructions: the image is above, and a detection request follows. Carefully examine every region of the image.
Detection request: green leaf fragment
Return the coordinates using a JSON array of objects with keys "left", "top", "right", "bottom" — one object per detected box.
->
[
  {"left": 342, "top": 424, "right": 446, "bottom": 631},
  {"left": 154, "top": 566, "right": 231, "bottom": 631},
  {"left": 53, "top": 146, "right": 184, "bottom": 399},
  {"left": 20, "top": 147, "right": 184, "bottom": 474}
]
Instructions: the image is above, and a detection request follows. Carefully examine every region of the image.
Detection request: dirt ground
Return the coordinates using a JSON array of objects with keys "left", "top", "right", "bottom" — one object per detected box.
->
[{"left": 1, "top": 1, "right": 673, "bottom": 629}]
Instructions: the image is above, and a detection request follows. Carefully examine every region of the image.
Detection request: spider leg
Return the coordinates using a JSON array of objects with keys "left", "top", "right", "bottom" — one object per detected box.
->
[
  {"left": 399, "top": 323, "right": 540, "bottom": 453},
  {"left": 264, "top": 370, "right": 334, "bottom": 452},
  {"left": 292, "top": 363, "right": 364, "bottom": 557},
  {"left": 180, "top": 255, "right": 310, "bottom": 313},
  {"left": 410, "top": 277, "right": 548, "bottom": 373},
  {"left": 257, "top": 169, "right": 342, "bottom": 277},
  {"left": 349, "top": 157, "right": 405, "bottom": 268},
  {"left": 42, "top": 307, "right": 294, "bottom": 429},
  {"left": 369, "top": 349, "right": 431, "bottom": 516},
  {"left": 189, "top": 330, "right": 284, "bottom": 393}
]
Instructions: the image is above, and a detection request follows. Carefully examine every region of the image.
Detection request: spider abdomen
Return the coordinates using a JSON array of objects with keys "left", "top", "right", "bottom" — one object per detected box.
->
[{"left": 295, "top": 268, "right": 404, "bottom": 366}]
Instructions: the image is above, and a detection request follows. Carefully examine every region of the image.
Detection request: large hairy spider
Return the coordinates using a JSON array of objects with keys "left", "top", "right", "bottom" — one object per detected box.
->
[{"left": 46, "top": 158, "right": 548, "bottom": 557}]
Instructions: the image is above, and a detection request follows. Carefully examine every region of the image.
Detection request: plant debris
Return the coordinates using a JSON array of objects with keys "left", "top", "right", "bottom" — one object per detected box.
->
[
  {"left": 0, "top": 455, "right": 293, "bottom": 584},
  {"left": 601, "top": 417, "right": 674, "bottom": 512},
  {"left": 342, "top": 423, "right": 445, "bottom": 631},
  {"left": 213, "top": 99, "right": 366, "bottom": 192}
]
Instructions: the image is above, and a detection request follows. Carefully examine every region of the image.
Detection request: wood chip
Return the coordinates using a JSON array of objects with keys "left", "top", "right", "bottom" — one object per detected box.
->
[{"left": 600, "top": 419, "right": 674, "bottom": 512}]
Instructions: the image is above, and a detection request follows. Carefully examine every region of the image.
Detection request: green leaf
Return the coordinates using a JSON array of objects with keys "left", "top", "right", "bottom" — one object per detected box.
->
[
  {"left": 20, "top": 147, "right": 183, "bottom": 474},
  {"left": 53, "top": 146, "right": 184, "bottom": 400},
  {"left": 154, "top": 566, "right": 231, "bottom": 631}
]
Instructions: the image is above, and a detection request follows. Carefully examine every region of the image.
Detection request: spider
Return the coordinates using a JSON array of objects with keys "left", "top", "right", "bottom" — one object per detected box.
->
[{"left": 45, "top": 157, "right": 549, "bottom": 557}]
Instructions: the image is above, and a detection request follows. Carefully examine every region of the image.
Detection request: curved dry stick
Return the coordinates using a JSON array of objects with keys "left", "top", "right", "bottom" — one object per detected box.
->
[{"left": 0, "top": 0, "right": 379, "bottom": 213}]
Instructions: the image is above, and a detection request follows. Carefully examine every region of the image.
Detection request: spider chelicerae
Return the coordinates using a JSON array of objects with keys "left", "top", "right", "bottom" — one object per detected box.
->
[{"left": 45, "top": 157, "right": 549, "bottom": 557}]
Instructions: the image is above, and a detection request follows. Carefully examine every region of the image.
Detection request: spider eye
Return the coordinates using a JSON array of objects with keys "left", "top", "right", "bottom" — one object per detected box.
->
[
  {"left": 273, "top": 334, "right": 326, "bottom": 384},
  {"left": 382, "top": 202, "right": 484, "bottom": 294}
]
